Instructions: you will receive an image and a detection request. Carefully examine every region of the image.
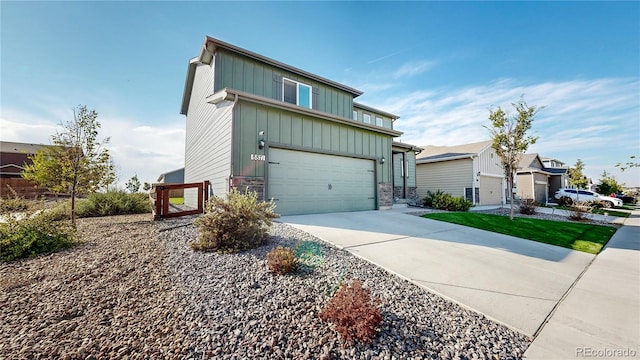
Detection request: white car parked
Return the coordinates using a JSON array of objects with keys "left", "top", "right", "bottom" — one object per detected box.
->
[{"left": 554, "top": 188, "right": 623, "bottom": 208}]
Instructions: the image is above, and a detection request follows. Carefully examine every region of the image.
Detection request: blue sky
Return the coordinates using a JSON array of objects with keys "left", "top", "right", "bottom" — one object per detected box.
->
[{"left": 2, "top": 1, "right": 639, "bottom": 187}]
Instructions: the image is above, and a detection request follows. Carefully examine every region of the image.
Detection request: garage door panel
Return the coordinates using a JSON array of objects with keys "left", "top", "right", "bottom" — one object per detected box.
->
[
  {"left": 479, "top": 176, "right": 502, "bottom": 205},
  {"left": 268, "top": 148, "right": 375, "bottom": 215}
]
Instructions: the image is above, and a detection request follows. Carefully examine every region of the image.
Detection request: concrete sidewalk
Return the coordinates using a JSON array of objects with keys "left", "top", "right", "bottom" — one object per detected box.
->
[
  {"left": 524, "top": 210, "right": 640, "bottom": 359},
  {"left": 281, "top": 209, "right": 594, "bottom": 337}
]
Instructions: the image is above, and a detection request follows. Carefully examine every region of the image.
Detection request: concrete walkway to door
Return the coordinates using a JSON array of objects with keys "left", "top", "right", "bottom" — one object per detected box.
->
[{"left": 281, "top": 209, "right": 595, "bottom": 337}]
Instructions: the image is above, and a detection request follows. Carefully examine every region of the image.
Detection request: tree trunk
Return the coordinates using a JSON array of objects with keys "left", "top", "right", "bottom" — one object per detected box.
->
[
  {"left": 71, "top": 189, "right": 76, "bottom": 225},
  {"left": 508, "top": 177, "right": 515, "bottom": 220}
]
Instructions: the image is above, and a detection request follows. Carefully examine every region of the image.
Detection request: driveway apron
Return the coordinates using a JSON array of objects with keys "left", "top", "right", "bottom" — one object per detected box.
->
[{"left": 281, "top": 210, "right": 594, "bottom": 337}]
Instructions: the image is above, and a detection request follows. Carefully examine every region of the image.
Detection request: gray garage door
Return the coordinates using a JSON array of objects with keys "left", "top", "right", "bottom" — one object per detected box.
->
[{"left": 267, "top": 148, "right": 376, "bottom": 215}]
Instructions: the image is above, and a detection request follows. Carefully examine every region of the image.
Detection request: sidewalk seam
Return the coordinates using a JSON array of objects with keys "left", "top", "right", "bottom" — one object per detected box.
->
[{"left": 531, "top": 253, "right": 598, "bottom": 339}]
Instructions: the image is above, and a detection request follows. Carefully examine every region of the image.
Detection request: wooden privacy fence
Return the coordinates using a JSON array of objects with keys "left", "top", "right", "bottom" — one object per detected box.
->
[
  {"left": 150, "top": 181, "right": 209, "bottom": 221},
  {"left": 1, "top": 178, "right": 48, "bottom": 199}
]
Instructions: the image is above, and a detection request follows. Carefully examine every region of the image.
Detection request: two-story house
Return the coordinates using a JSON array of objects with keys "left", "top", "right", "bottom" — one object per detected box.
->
[{"left": 180, "top": 36, "right": 419, "bottom": 215}]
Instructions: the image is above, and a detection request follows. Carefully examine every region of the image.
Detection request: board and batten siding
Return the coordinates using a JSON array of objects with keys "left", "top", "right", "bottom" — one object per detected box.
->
[
  {"left": 416, "top": 159, "right": 473, "bottom": 200},
  {"left": 352, "top": 107, "right": 393, "bottom": 129},
  {"left": 477, "top": 147, "right": 503, "bottom": 175},
  {"left": 214, "top": 51, "right": 353, "bottom": 119},
  {"left": 233, "top": 101, "right": 392, "bottom": 184},
  {"left": 184, "top": 62, "right": 234, "bottom": 207},
  {"left": 392, "top": 151, "right": 417, "bottom": 188}
]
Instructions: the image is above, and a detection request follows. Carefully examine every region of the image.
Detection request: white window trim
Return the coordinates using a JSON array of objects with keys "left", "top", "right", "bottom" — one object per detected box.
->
[
  {"left": 375, "top": 116, "right": 383, "bottom": 126},
  {"left": 363, "top": 113, "right": 371, "bottom": 124},
  {"left": 353, "top": 110, "right": 358, "bottom": 120},
  {"left": 282, "top": 77, "right": 312, "bottom": 109}
]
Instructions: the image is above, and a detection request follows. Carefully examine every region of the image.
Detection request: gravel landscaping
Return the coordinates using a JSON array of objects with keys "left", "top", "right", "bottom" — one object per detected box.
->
[{"left": 1, "top": 213, "right": 531, "bottom": 359}]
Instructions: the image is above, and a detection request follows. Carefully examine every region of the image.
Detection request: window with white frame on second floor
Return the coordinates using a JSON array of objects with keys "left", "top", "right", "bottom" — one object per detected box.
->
[
  {"left": 283, "top": 78, "right": 312, "bottom": 108},
  {"left": 375, "top": 116, "right": 382, "bottom": 126},
  {"left": 363, "top": 114, "right": 371, "bottom": 124},
  {"left": 353, "top": 110, "right": 358, "bottom": 120}
]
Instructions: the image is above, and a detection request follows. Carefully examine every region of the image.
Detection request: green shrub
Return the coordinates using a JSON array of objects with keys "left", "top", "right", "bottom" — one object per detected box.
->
[
  {"left": 319, "top": 279, "right": 382, "bottom": 344},
  {"left": 518, "top": 199, "right": 538, "bottom": 215},
  {"left": 422, "top": 189, "right": 446, "bottom": 207},
  {"left": 0, "top": 211, "right": 76, "bottom": 261},
  {"left": 431, "top": 193, "right": 473, "bottom": 212},
  {"left": 191, "top": 189, "right": 279, "bottom": 253},
  {"left": 267, "top": 246, "right": 298, "bottom": 274},
  {"left": 52, "top": 191, "right": 151, "bottom": 218}
]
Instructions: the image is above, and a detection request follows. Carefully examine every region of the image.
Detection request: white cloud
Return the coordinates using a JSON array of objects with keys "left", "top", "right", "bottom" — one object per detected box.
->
[
  {"left": 393, "top": 60, "right": 436, "bottom": 79},
  {"left": 371, "top": 77, "right": 640, "bottom": 186},
  {"left": 1, "top": 107, "right": 185, "bottom": 187}
]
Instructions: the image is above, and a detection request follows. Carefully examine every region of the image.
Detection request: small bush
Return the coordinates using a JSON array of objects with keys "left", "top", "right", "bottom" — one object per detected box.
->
[
  {"left": 557, "top": 196, "right": 573, "bottom": 207},
  {"left": 319, "top": 279, "right": 382, "bottom": 345},
  {"left": 518, "top": 199, "right": 538, "bottom": 215},
  {"left": 192, "top": 189, "right": 279, "bottom": 253},
  {"left": 52, "top": 191, "right": 151, "bottom": 218},
  {"left": 422, "top": 189, "right": 446, "bottom": 207},
  {"left": 0, "top": 185, "right": 31, "bottom": 215},
  {"left": 432, "top": 193, "right": 472, "bottom": 212},
  {"left": 567, "top": 202, "right": 594, "bottom": 221},
  {"left": 0, "top": 211, "right": 76, "bottom": 261},
  {"left": 267, "top": 246, "right": 298, "bottom": 274}
]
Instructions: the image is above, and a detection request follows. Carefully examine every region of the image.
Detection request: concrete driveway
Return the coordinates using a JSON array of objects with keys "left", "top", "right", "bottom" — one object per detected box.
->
[{"left": 281, "top": 209, "right": 594, "bottom": 337}]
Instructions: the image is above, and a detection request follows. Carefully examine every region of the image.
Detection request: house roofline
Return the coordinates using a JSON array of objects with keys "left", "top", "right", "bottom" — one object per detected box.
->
[
  {"left": 416, "top": 154, "right": 475, "bottom": 164},
  {"left": 207, "top": 88, "right": 403, "bottom": 138},
  {"left": 354, "top": 102, "right": 400, "bottom": 120},
  {"left": 392, "top": 141, "right": 422, "bottom": 153},
  {"left": 201, "top": 36, "right": 363, "bottom": 96}
]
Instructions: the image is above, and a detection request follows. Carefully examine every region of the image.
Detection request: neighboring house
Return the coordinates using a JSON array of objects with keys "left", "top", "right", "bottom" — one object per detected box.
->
[
  {"left": 516, "top": 153, "right": 552, "bottom": 204},
  {"left": 180, "top": 36, "right": 419, "bottom": 215},
  {"left": 157, "top": 168, "right": 185, "bottom": 184},
  {"left": 415, "top": 140, "right": 505, "bottom": 206},
  {"left": 540, "top": 156, "right": 569, "bottom": 199},
  {"left": 0, "top": 141, "right": 48, "bottom": 178}
]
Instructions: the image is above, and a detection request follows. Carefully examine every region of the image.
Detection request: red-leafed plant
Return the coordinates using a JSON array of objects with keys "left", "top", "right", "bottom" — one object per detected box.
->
[
  {"left": 319, "top": 279, "right": 382, "bottom": 344},
  {"left": 266, "top": 246, "right": 298, "bottom": 274}
]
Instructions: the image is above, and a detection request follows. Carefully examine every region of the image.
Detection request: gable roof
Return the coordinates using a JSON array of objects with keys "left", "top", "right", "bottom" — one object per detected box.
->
[
  {"left": 182, "top": 36, "right": 363, "bottom": 115},
  {"left": 518, "top": 153, "right": 553, "bottom": 175},
  {"left": 416, "top": 140, "right": 493, "bottom": 163},
  {"left": 0, "top": 141, "right": 49, "bottom": 155}
]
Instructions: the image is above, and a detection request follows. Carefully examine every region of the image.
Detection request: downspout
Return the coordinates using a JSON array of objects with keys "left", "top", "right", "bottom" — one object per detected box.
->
[
  {"left": 228, "top": 93, "right": 239, "bottom": 192},
  {"left": 472, "top": 155, "right": 478, "bottom": 204},
  {"left": 531, "top": 172, "right": 535, "bottom": 202}
]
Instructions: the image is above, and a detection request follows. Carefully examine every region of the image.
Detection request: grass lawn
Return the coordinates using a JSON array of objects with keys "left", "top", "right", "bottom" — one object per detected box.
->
[
  {"left": 169, "top": 197, "right": 184, "bottom": 205},
  {"left": 422, "top": 212, "right": 617, "bottom": 254},
  {"left": 621, "top": 204, "right": 637, "bottom": 211}
]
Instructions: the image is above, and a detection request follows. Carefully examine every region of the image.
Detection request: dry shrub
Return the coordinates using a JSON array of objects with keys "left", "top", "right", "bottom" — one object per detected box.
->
[
  {"left": 567, "top": 202, "right": 593, "bottom": 221},
  {"left": 518, "top": 199, "right": 538, "bottom": 215},
  {"left": 267, "top": 246, "right": 298, "bottom": 274},
  {"left": 319, "top": 279, "right": 381, "bottom": 344},
  {"left": 192, "top": 189, "right": 279, "bottom": 253}
]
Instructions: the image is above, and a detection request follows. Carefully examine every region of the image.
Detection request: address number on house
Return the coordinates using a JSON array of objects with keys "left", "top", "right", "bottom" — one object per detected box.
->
[{"left": 251, "top": 154, "right": 266, "bottom": 161}]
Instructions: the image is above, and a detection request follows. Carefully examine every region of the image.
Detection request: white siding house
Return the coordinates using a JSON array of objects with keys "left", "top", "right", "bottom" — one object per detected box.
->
[{"left": 415, "top": 140, "right": 505, "bottom": 205}]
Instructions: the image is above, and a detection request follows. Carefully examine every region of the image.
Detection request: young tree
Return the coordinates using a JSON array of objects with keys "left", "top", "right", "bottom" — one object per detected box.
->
[
  {"left": 125, "top": 174, "right": 141, "bottom": 193},
  {"left": 597, "top": 171, "right": 624, "bottom": 195},
  {"left": 23, "top": 105, "right": 115, "bottom": 224},
  {"left": 485, "top": 98, "right": 542, "bottom": 220},
  {"left": 143, "top": 182, "right": 152, "bottom": 192},
  {"left": 568, "top": 159, "right": 589, "bottom": 189}
]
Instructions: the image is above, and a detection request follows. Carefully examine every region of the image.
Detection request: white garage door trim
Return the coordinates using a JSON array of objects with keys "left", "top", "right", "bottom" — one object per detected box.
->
[{"left": 267, "top": 148, "right": 376, "bottom": 215}]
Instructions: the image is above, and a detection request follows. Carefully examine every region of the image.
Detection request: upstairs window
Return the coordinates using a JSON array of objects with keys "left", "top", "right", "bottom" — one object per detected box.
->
[
  {"left": 283, "top": 78, "right": 312, "bottom": 108},
  {"left": 353, "top": 110, "right": 358, "bottom": 120},
  {"left": 375, "top": 116, "right": 383, "bottom": 126},
  {"left": 363, "top": 114, "right": 371, "bottom": 124}
]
